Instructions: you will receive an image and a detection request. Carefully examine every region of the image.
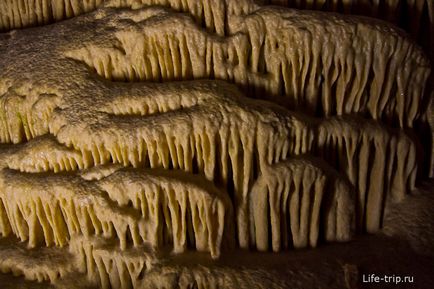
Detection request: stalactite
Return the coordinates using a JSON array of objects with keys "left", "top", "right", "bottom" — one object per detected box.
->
[
  {"left": 0, "top": 165, "right": 232, "bottom": 258},
  {"left": 0, "top": 4, "right": 429, "bottom": 288},
  {"left": 0, "top": 239, "right": 75, "bottom": 283},
  {"left": 317, "top": 116, "right": 418, "bottom": 232},
  {"left": 64, "top": 6, "right": 430, "bottom": 128},
  {"left": 69, "top": 236, "right": 157, "bottom": 289},
  {"left": 249, "top": 157, "right": 355, "bottom": 252}
]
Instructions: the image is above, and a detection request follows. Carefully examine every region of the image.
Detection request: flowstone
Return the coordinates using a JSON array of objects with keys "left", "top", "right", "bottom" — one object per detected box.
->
[{"left": 0, "top": 0, "right": 432, "bottom": 288}]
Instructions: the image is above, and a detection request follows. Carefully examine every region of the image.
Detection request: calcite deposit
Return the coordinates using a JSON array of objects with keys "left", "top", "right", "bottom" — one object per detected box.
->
[{"left": 0, "top": 0, "right": 432, "bottom": 289}]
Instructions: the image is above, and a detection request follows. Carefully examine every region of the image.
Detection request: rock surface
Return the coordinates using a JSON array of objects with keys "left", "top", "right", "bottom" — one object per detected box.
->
[{"left": 0, "top": 1, "right": 432, "bottom": 288}]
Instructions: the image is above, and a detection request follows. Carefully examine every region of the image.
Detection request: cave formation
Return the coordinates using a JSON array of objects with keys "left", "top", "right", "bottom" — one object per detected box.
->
[{"left": 0, "top": 0, "right": 433, "bottom": 288}]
